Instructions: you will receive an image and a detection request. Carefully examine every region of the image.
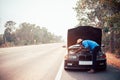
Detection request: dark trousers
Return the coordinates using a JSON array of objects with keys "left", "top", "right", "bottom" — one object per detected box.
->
[{"left": 92, "top": 46, "right": 100, "bottom": 70}]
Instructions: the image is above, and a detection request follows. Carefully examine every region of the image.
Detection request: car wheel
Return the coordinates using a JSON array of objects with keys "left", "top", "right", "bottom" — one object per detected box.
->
[
  {"left": 100, "top": 64, "right": 107, "bottom": 71},
  {"left": 64, "top": 67, "right": 68, "bottom": 70},
  {"left": 102, "top": 66, "right": 107, "bottom": 71}
]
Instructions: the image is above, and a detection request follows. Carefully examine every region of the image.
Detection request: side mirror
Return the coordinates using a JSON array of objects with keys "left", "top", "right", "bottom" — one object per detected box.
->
[
  {"left": 101, "top": 44, "right": 105, "bottom": 47},
  {"left": 62, "top": 45, "right": 66, "bottom": 48}
]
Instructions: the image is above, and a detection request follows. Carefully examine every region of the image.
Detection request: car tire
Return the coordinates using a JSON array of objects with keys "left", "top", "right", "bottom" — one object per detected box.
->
[
  {"left": 64, "top": 67, "right": 68, "bottom": 70},
  {"left": 100, "top": 64, "right": 107, "bottom": 71},
  {"left": 103, "top": 65, "right": 107, "bottom": 71}
]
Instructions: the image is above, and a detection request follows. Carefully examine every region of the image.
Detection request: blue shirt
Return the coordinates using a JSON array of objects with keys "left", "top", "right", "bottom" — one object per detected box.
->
[{"left": 82, "top": 40, "right": 99, "bottom": 51}]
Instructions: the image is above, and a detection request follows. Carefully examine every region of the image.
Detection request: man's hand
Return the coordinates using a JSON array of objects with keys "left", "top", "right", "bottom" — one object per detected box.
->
[{"left": 75, "top": 47, "right": 83, "bottom": 53}]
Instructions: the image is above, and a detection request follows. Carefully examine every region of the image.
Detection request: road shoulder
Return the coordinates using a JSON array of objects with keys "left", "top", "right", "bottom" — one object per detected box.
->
[{"left": 106, "top": 52, "right": 120, "bottom": 69}]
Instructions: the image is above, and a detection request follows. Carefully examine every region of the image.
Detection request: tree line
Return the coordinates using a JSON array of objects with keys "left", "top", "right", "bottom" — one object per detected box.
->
[
  {"left": 75, "top": 0, "right": 120, "bottom": 55},
  {"left": 0, "top": 21, "right": 63, "bottom": 47}
]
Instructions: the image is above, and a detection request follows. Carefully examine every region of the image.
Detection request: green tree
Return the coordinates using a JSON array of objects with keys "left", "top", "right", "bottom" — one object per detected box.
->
[
  {"left": 75, "top": 0, "right": 120, "bottom": 54},
  {"left": 3, "top": 21, "right": 16, "bottom": 43},
  {"left": 15, "top": 22, "right": 36, "bottom": 45},
  {"left": 15, "top": 22, "right": 62, "bottom": 45},
  {"left": 0, "top": 34, "right": 4, "bottom": 46}
]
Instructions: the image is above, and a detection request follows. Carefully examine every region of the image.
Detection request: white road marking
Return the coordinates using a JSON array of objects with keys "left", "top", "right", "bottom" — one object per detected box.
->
[{"left": 55, "top": 61, "right": 64, "bottom": 80}]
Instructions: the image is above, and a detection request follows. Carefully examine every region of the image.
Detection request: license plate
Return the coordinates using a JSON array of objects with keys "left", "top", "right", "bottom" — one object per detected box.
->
[{"left": 79, "top": 61, "right": 92, "bottom": 65}]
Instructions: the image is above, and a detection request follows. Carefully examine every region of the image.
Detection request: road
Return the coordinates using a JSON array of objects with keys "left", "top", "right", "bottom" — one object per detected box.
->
[{"left": 0, "top": 43, "right": 120, "bottom": 80}]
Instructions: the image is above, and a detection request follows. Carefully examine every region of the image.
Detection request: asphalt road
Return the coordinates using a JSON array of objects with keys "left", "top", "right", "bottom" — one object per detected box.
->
[{"left": 0, "top": 43, "right": 120, "bottom": 80}]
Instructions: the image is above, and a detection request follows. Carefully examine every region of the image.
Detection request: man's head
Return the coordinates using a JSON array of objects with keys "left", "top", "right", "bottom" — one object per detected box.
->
[{"left": 77, "top": 38, "right": 83, "bottom": 44}]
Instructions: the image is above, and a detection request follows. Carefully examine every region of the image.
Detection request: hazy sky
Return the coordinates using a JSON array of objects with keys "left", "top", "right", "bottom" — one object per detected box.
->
[{"left": 0, "top": 0, "right": 78, "bottom": 40}]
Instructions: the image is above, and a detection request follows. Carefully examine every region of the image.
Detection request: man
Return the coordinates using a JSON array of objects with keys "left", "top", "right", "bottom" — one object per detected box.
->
[{"left": 77, "top": 38, "right": 100, "bottom": 73}]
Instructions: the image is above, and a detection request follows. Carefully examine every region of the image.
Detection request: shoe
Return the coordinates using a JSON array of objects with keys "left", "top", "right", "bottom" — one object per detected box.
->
[{"left": 88, "top": 69, "right": 95, "bottom": 73}]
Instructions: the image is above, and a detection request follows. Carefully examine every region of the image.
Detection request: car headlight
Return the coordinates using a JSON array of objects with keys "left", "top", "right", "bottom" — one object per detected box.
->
[{"left": 69, "top": 55, "right": 77, "bottom": 59}]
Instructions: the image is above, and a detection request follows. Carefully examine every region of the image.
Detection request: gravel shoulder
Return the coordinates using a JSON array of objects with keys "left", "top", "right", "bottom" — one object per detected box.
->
[{"left": 106, "top": 52, "right": 120, "bottom": 69}]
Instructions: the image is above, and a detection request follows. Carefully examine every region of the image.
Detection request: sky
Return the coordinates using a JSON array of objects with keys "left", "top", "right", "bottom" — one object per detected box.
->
[{"left": 0, "top": 0, "right": 78, "bottom": 40}]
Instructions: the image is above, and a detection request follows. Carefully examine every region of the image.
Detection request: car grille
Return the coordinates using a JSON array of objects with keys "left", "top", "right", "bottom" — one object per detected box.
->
[{"left": 79, "top": 54, "right": 92, "bottom": 61}]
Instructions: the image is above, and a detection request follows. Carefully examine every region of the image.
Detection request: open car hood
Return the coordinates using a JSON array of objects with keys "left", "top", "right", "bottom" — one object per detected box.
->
[{"left": 67, "top": 26, "right": 102, "bottom": 47}]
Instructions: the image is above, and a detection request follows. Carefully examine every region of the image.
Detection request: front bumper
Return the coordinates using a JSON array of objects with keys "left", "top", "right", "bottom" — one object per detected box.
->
[{"left": 64, "top": 59, "right": 107, "bottom": 70}]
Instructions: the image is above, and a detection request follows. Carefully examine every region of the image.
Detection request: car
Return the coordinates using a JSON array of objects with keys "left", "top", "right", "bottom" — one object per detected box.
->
[{"left": 64, "top": 26, "right": 107, "bottom": 70}]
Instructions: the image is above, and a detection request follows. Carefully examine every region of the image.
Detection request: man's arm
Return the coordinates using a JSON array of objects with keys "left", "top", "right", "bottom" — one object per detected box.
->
[
  {"left": 75, "top": 45, "right": 90, "bottom": 53},
  {"left": 75, "top": 45, "right": 84, "bottom": 53}
]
